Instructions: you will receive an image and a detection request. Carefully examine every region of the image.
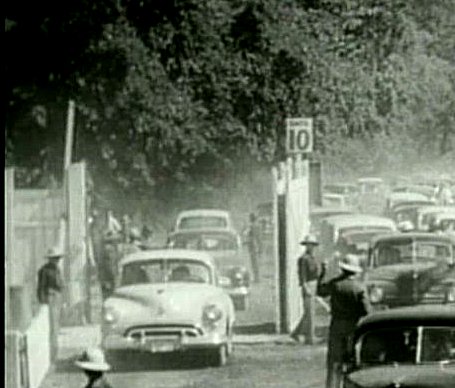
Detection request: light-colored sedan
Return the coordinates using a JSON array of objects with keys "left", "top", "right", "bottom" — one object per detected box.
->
[{"left": 101, "top": 249, "right": 235, "bottom": 366}]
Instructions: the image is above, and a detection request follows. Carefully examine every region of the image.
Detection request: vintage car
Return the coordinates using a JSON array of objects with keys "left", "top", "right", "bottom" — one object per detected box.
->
[
  {"left": 365, "top": 233, "right": 455, "bottom": 308},
  {"left": 335, "top": 229, "right": 394, "bottom": 269},
  {"left": 416, "top": 206, "right": 455, "bottom": 231},
  {"left": 386, "top": 191, "right": 432, "bottom": 213},
  {"left": 343, "top": 305, "right": 455, "bottom": 388},
  {"left": 391, "top": 184, "right": 436, "bottom": 200},
  {"left": 167, "top": 228, "right": 250, "bottom": 310},
  {"left": 432, "top": 210, "right": 455, "bottom": 236},
  {"left": 357, "top": 177, "right": 388, "bottom": 214},
  {"left": 388, "top": 200, "right": 436, "bottom": 227},
  {"left": 173, "top": 209, "right": 234, "bottom": 232},
  {"left": 323, "top": 183, "right": 359, "bottom": 207},
  {"left": 101, "top": 249, "right": 235, "bottom": 366},
  {"left": 322, "top": 193, "right": 350, "bottom": 208},
  {"left": 319, "top": 214, "right": 397, "bottom": 278},
  {"left": 309, "top": 206, "right": 355, "bottom": 239}
]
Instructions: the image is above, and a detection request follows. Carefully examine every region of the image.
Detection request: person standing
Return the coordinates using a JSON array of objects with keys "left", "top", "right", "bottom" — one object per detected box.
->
[
  {"left": 75, "top": 347, "right": 113, "bottom": 388},
  {"left": 245, "top": 213, "right": 262, "bottom": 283},
  {"left": 317, "top": 254, "right": 372, "bottom": 388},
  {"left": 290, "top": 234, "right": 321, "bottom": 344},
  {"left": 37, "top": 247, "right": 65, "bottom": 360}
]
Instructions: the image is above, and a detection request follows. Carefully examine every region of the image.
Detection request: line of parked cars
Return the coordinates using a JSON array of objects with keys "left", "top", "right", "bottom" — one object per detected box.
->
[{"left": 318, "top": 175, "right": 455, "bottom": 387}]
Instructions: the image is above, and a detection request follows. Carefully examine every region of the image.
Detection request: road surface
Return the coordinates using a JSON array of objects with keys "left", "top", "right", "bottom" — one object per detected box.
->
[{"left": 40, "top": 342, "right": 326, "bottom": 388}]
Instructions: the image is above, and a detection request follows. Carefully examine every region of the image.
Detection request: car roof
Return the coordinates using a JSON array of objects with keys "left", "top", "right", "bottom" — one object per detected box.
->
[
  {"left": 417, "top": 205, "right": 454, "bottom": 215},
  {"left": 392, "top": 200, "right": 435, "bottom": 211},
  {"left": 323, "top": 193, "right": 346, "bottom": 199},
  {"left": 323, "top": 214, "right": 396, "bottom": 228},
  {"left": 356, "top": 305, "right": 455, "bottom": 336},
  {"left": 119, "top": 249, "right": 215, "bottom": 266},
  {"left": 370, "top": 232, "right": 455, "bottom": 245},
  {"left": 310, "top": 206, "right": 354, "bottom": 215},
  {"left": 357, "top": 177, "right": 384, "bottom": 183},
  {"left": 176, "top": 209, "right": 231, "bottom": 218},
  {"left": 168, "top": 228, "right": 239, "bottom": 238},
  {"left": 434, "top": 210, "right": 455, "bottom": 221},
  {"left": 388, "top": 192, "right": 429, "bottom": 201}
]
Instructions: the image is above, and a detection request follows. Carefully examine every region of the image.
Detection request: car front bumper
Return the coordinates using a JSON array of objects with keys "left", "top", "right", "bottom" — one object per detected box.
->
[{"left": 102, "top": 330, "right": 228, "bottom": 353}]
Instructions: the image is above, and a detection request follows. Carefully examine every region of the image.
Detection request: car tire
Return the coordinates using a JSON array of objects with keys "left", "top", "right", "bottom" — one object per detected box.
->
[{"left": 208, "top": 345, "right": 228, "bottom": 367}]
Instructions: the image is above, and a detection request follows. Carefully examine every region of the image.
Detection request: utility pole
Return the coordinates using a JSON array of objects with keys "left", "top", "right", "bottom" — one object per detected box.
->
[{"left": 63, "top": 100, "right": 75, "bottom": 323}]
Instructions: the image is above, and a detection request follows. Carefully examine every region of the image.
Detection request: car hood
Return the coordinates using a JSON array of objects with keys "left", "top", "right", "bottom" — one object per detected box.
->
[
  {"left": 105, "top": 283, "right": 228, "bottom": 325},
  {"left": 347, "top": 364, "right": 455, "bottom": 388}
]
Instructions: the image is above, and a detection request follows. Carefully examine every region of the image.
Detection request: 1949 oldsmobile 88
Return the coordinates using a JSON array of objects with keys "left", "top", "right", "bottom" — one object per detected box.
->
[{"left": 101, "top": 249, "right": 235, "bottom": 367}]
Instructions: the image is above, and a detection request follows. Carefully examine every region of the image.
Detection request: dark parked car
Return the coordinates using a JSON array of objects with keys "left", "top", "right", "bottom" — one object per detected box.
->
[
  {"left": 365, "top": 233, "right": 455, "bottom": 308},
  {"left": 343, "top": 305, "right": 455, "bottom": 388}
]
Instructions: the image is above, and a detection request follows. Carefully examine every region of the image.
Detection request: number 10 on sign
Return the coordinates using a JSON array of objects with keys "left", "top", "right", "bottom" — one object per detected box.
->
[{"left": 286, "top": 118, "right": 313, "bottom": 154}]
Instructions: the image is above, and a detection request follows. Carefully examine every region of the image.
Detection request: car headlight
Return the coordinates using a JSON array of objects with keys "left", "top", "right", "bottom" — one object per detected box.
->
[
  {"left": 369, "top": 286, "right": 384, "bottom": 304},
  {"left": 103, "top": 306, "right": 119, "bottom": 324},
  {"left": 202, "top": 304, "right": 223, "bottom": 327}
]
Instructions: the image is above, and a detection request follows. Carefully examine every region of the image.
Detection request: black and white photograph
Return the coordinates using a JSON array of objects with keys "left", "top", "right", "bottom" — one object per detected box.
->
[{"left": 5, "top": 1, "right": 455, "bottom": 387}]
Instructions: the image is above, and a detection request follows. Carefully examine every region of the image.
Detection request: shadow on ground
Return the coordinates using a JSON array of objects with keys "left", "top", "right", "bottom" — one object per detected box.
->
[
  {"left": 234, "top": 322, "right": 276, "bottom": 334},
  {"left": 55, "top": 350, "right": 222, "bottom": 374}
]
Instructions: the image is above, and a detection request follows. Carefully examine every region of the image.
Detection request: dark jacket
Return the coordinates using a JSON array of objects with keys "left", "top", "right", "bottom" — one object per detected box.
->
[
  {"left": 317, "top": 273, "right": 371, "bottom": 322},
  {"left": 298, "top": 252, "right": 320, "bottom": 285},
  {"left": 37, "top": 261, "right": 63, "bottom": 304},
  {"left": 317, "top": 272, "right": 372, "bottom": 363}
]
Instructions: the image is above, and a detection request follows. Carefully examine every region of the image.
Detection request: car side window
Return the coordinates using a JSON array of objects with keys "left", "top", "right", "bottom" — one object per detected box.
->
[{"left": 360, "top": 328, "right": 417, "bottom": 365}]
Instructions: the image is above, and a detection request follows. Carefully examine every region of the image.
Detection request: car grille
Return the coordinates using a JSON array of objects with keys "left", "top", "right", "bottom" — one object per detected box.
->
[{"left": 124, "top": 324, "right": 204, "bottom": 339}]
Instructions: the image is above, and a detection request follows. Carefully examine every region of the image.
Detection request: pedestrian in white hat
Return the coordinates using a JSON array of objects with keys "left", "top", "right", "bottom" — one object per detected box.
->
[
  {"left": 75, "top": 347, "right": 112, "bottom": 388},
  {"left": 317, "top": 253, "right": 371, "bottom": 388}
]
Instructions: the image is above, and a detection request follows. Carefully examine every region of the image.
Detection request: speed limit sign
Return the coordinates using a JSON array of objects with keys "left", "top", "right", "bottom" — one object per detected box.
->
[{"left": 286, "top": 118, "right": 313, "bottom": 154}]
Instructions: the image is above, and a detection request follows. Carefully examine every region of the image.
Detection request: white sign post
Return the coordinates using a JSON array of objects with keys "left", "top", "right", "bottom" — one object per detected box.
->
[{"left": 286, "top": 118, "right": 313, "bottom": 154}]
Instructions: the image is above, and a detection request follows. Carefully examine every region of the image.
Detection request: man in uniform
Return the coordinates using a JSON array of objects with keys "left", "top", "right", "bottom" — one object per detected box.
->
[
  {"left": 317, "top": 254, "right": 372, "bottom": 388},
  {"left": 37, "top": 246, "right": 65, "bottom": 360},
  {"left": 291, "top": 234, "right": 321, "bottom": 344}
]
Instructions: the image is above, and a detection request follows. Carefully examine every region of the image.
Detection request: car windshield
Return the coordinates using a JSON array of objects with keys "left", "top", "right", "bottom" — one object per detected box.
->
[
  {"left": 121, "top": 259, "right": 212, "bottom": 286},
  {"left": 358, "top": 326, "right": 455, "bottom": 366},
  {"left": 339, "top": 231, "right": 386, "bottom": 252},
  {"left": 179, "top": 216, "right": 227, "bottom": 229},
  {"left": 169, "top": 233, "right": 238, "bottom": 251},
  {"left": 373, "top": 238, "right": 452, "bottom": 266}
]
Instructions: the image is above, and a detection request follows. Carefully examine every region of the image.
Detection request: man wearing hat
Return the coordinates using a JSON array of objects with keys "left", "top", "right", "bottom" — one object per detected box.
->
[
  {"left": 75, "top": 347, "right": 113, "bottom": 388},
  {"left": 317, "top": 254, "right": 372, "bottom": 388},
  {"left": 37, "top": 246, "right": 65, "bottom": 360},
  {"left": 290, "top": 234, "right": 322, "bottom": 344},
  {"left": 37, "top": 247, "right": 64, "bottom": 305}
]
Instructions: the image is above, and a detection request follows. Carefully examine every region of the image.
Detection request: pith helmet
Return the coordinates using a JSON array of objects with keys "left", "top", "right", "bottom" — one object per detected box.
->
[
  {"left": 300, "top": 234, "right": 319, "bottom": 245},
  {"left": 75, "top": 347, "right": 111, "bottom": 372},
  {"left": 339, "top": 254, "right": 363, "bottom": 274}
]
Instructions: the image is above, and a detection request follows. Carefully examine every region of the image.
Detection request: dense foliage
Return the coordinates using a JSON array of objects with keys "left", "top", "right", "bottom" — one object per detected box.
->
[{"left": 6, "top": 0, "right": 455, "bottom": 201}]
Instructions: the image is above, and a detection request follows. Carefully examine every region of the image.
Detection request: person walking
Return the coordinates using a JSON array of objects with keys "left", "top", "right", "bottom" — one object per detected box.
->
[
  {"left": 290, "top": 234, "right": 322, "bottom": 344},
  {"left": 245, "top": 212, "right": 262, "bottom": 283},
  {"left": 37, "top": 246, "right": 65, "bottom": 360},
  {"left": 317, "top": 254, "right": 372, "bottom": 388},
  {"left": 75, "top": 347, "right": 113, "bottom": 388}
]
